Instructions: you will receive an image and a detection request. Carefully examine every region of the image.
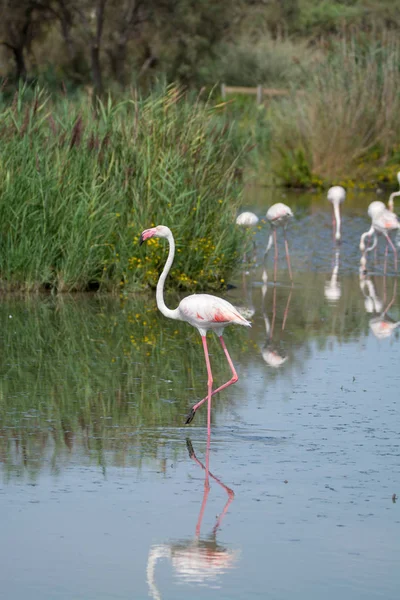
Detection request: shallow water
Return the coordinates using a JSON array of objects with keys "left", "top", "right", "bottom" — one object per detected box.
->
[{"left": 1, "top": 189, "right": 399, "bottom": 600}]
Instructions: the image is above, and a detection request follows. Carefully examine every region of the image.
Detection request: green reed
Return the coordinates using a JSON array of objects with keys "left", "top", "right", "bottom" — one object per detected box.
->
[{"left": 0, "top": 85, "right": 249, "bottom": 293}]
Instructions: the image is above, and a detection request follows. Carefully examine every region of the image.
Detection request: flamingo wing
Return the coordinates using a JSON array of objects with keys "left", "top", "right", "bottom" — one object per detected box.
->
[{"left": 179, "top": 294, "right": 251, "bottom": 327}]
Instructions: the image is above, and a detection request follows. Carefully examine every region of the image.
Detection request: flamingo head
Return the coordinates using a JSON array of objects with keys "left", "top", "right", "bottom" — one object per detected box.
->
[{"left": 140, "top": 225, "right": 171, "bottom": 244}]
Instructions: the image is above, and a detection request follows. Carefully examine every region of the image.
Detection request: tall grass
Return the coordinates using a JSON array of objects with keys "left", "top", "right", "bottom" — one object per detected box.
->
[
  {"left": 270, "top": 34, "right": 400, "bottom": 185},
  {"left": 0, "top": 85, "right": 249, "bottom": 292}
]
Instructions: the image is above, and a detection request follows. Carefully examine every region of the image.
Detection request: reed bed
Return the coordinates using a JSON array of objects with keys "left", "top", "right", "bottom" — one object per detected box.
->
[
  {"left": 0, "top": 85, "right": 248, "bottom": 293},
  {"left": 270, "top": 35, "right": 400, "bottom": 186}
]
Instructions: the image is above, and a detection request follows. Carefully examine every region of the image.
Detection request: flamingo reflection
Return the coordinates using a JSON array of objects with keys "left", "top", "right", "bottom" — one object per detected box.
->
[
  {"left": 359, "top": 269, "right": 400, "bottom": 339},
  {"left": 261, "top": 275, "right": 293, "bottom": 367},
  {"left": 147, "top": 438, "right": 238, "bottom": 599},
  {"left": 324, "top": 248, "right": 341, "bottom": 303}
]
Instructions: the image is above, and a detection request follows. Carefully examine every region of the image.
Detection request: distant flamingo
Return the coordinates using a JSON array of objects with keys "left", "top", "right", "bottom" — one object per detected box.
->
[
  {"left": 236, "top": 211, "right": 259, "bottom": 227},
  {"left": 140, "top": 226, "right": 251, "bottom": 434},
  {"left": 264, "top": 203, "right": 293, "bottom": 282},
  {"left": 388, "top": 171, "right": 400, "bottom": 212},
  {"left": 327, "top": 185, "right": 346, "bottom": 242},
  {"left": 359, "top": 201, "right": 399, "bottom": 272},
  {"left": 236, "top": 211, "right": 259, "bottom": 264}
]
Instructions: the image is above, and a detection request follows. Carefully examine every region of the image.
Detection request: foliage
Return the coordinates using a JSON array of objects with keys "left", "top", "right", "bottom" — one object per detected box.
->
[
  {"left": 269, "top": 33, "right": 400, "bottom": 185},
  {"left": 0, "top": 84, "right": 249, "bottom": 292}
]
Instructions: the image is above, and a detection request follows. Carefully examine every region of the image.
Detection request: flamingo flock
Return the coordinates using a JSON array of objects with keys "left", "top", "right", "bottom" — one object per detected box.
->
[{"left": 140, "top": 175, "right": 400, "bottom": 436}]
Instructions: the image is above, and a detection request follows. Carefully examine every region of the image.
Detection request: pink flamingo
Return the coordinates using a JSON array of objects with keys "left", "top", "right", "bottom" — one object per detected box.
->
[
  {"left": 264, "top": 203, "right": 293, "bottom": 282},
  {"left": 140, "top": 226, "right": 251, "bottom": 434},
  {"left": 327, "top": 185, "right": 346, "bottom": 242},
  {"left": 359, "top": 201, "right": 399, "bottom": 272}
]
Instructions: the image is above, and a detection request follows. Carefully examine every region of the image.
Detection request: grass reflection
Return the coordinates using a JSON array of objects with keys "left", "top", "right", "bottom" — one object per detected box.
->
[
  {"left": 1, "top": 269, "right": 399, "bottom": 481},
  {"left": 0, "top": 294, "right": 249, "bottom": 481}
]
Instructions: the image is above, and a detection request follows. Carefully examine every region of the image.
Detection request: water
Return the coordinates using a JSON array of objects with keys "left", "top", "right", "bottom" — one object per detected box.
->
[{"left": 1, "top": 189, "right": 399, "bottom": 600}]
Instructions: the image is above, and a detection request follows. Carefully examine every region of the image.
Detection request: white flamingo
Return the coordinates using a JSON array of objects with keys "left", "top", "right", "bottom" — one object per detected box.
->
[
  {"left": 327, "top": 185, "right": 346, "bottom": 242},
  {"left": 359, "top": 201, "right": 399, "bottom": 272},
  {"left": 236, "top": 211, "right": 259, "bottom": 263},
  {"left": 264, "top": 203, "right": 293, "bottom": 282},
  {"left": 140, "top": 226, "right": 251, "bottom": 434}
]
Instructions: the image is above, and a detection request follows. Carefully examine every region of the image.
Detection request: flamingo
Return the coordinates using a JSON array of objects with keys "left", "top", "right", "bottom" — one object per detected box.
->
[
  {"left": 236, "top": 211, "right": 259, "bottom": 264},
  {"left": 327, "top": 185, "right": 346, "bottom": 242},
  {"left": 388, "top": 171, "right": 400, "bottom": 212},
  {"left": 359, "top": 201, "right": 399, "bottom": 272},
  {"left": 264, "top": 203, "right": 293, "bottom": 282},
  {"left": 236, "top": 211, "right": 259, "bottom": 227},
  {"left": 139, "top": 226, "right": 251, "bottom": 434}
]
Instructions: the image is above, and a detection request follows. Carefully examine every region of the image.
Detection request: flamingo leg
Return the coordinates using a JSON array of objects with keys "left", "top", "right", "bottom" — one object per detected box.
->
[
  {"left": 332, "top": 211, "right": 336, "bottom": 244},
  {"left": 282, "top": 284, "right": 293, "bottom": 331},
  {"left": 384, "top": 233, "right": 398, "bottom": 271},
  {"left": 185, "top": 336, "right": 238, "bottom": 425},
  {"left": 273, "top": 228, "right": 278, "bottom": 283},
  {"left": 283, "top": 227, "right": 293, "bottom": 281},
  {"left": 201, "top": 336, "right": 213, "bottom": 436},
  {"left": 271, "top": 284, "right": 277, "bottom": 337},
  {"left": 384, "top": 242, "right": 389, "bottom": 279},
  {"left": 186, "top": 437, "right": 234, "bottom": 539}
]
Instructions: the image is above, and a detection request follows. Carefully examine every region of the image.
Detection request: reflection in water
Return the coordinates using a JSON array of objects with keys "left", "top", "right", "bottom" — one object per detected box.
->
[
  {"left": 147, "top": 438, "right": 238, "bottom": 599},
  {"left": 359, "top": 270, "right": 400, "bottom": 339},
  {"left": 324, "top": 248, "right": 341, "bottom": 303},
  {"left": 235, "top": 269, "right": 256, "bottom": 321},
  {"left": 261, "top": 278, "right": 293, "bottom": 368}
]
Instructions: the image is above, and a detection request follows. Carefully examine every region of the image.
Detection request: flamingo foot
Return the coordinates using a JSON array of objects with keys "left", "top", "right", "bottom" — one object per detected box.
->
[{"left": 185, "top": 408, "right": 196, "bottom": 425}]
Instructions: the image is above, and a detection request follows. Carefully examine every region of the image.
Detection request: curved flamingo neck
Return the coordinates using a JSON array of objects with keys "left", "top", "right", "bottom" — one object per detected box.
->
[
  {"left": 156, "top": 230, "right": 181, "bottom": 321},
  {"left": 333, "top": 201, "right": 341, "bottom": 241},
  {"left": 388, "top": 191, "right": 400, "bottom": 212}
]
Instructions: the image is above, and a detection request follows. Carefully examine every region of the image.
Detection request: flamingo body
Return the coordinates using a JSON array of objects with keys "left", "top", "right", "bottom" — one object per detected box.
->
[
  {"left": 368, "top": 201, "right": 386, "bottom": 219},
  {"left": 327, "top": 185, "right": 346, "bottom": 242},
  {"left": 178, "top": 293, "right": 250, "bottom": 336},
  {"left": 140, "top": 225, "right": 250, "bottom": 432},
  {"left": 266, "top": 202, "right": 293, "bottom": 225},
  {"left": 236, "top": 211, "right": 259, "bottom": 227}
]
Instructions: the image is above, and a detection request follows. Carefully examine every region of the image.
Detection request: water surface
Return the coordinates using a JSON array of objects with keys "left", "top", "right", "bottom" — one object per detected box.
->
[{"left": 1, "top": 188, "right": 399, "bottom": 599}]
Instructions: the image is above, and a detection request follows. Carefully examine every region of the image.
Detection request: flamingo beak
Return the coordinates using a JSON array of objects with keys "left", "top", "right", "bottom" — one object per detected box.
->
[{"left": 139, "top": 228, "right": 156, "bottom": 245}]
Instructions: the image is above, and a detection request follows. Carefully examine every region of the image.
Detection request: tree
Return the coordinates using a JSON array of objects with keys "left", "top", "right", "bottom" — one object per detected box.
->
[{"left": 0, "top": 0, "right": 51, "bottom": 80}]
